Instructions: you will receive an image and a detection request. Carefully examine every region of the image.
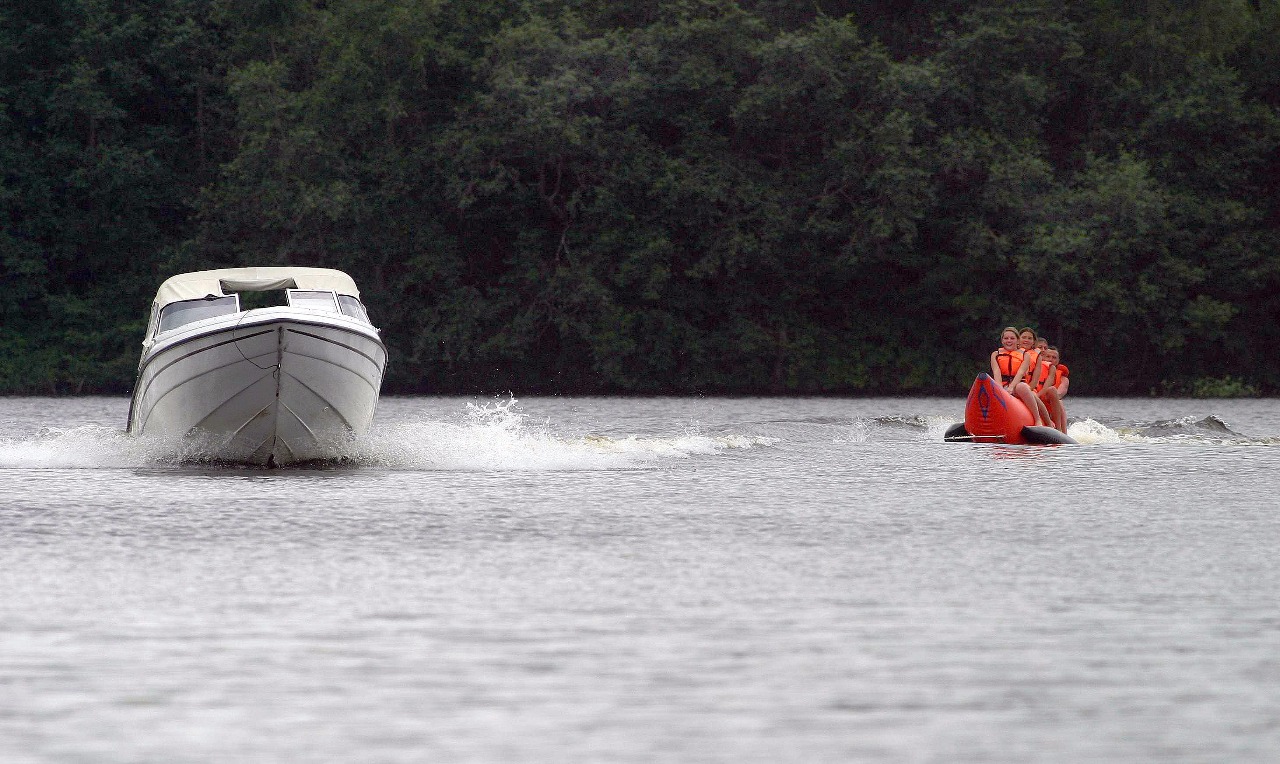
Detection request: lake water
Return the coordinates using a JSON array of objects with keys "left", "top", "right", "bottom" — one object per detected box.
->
[{"left": 2, "top": 395, "right": 1279, "bottom": 762}]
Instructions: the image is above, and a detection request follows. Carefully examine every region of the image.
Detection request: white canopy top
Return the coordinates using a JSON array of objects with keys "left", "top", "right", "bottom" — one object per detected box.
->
[{"left": 153, "top": 267, "right": 362, "bottom": 308}]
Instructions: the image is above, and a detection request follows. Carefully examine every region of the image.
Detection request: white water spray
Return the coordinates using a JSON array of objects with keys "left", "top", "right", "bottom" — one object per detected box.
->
[{"left": 0, "top": 397, "right": 775, "bottom": 470}]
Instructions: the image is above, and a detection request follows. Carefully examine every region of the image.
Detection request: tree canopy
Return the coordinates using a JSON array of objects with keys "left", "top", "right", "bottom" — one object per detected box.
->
[{"left": 3, "top": 0, "right": 1278, "bottom": 395}]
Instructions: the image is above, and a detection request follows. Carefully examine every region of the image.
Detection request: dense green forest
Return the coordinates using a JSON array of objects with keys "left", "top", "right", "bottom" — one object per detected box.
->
[{"left": 2, "top": 0, "right": 1278, "bottom": 395}]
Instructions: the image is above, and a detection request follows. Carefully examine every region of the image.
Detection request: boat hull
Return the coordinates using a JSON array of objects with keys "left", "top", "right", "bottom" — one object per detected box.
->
[
  {"left": 945, "top": 374, "right": 1076, "bottom": 445},
  {"left": 128, "top": 309, "right": 386, "bottom": 465}
]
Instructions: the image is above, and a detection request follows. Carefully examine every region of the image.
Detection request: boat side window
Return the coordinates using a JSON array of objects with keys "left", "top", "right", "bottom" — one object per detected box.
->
[
  {"left": 287, "top": 289, "right": 340, "bottom": 313},
  {"left": 157, "top": 295, "right": 241, "bottom": 333},
  {"left": 336, "top": 295, "right": 371, "bottom": 323}
]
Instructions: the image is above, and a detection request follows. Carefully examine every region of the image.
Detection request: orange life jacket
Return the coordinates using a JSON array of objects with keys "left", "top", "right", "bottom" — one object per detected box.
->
[
  {"left": 996, "top": 348, "right": 1024, "bottom": 385},
  {"left": 1036, "top": 363, "right": 1068, "bottom": 393},
  {"left": 1021, "top": 349, "right": 1041, "bottom": 384},
  {"left": 1032, "top": 359, "right": 1052, "bottom": 392}
]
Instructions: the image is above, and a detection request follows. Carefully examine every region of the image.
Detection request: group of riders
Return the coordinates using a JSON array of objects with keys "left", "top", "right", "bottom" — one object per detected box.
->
[{"left": 990, "top": 327, "right": 1070, "bottom": 434}]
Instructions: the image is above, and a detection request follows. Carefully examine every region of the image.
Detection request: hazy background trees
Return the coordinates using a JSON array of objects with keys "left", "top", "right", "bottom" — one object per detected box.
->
[{"left": 3, "top": 0, "right": 1277, "bottom": 395}]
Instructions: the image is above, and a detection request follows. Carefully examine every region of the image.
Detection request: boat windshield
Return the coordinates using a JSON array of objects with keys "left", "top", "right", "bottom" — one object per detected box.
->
[
  {"left": 157, "top": 295, "right": 240, "bottom": 334},
  {"left": 337, "top": 295, "right": 371, "bottom": 323},
  {"left": 287, "top": 289, "right": 340, "bottom": 313}
]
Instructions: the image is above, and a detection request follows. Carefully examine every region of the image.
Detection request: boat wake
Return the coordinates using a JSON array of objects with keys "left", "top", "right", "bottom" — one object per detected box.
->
[
  {"left": 2, "top": 401, "right": 1272, "bottom": 470},
  {"left": 0, "top": 425, "right": 153, "bottom": 469},
  {"left": 0, "top": 398, "right": 778, "bottom": 470},
  {"left": 346, "top": 398, "right": 777, "bottom": 470},
  {"left": 841, "top": 411, "right": 1274, "bottom": 446},
  {"left": 943, "top": 415, "right": 1274, "bottom": 446},
  {"left": 1130, "top": 414, "right": 1239, "bottom": 437}
]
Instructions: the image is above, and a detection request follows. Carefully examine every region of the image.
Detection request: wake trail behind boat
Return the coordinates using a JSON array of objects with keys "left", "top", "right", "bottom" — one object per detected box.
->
[
  {"left": 351, "top": 398, "right": 776, "bottom": 470},
  {"left": 0, "top": 425, "right": 149, "bottom": 469},
  {"left": 0, "top": 398, "right": 777, "bottom": 470},
  {"left": 932, "top": 415, "right": 1275, "bottom": 445}
]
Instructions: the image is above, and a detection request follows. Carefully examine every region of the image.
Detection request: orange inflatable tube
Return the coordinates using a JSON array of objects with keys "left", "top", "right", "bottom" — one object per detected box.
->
[
  {"left": 944, "top": 374, "right": 1076, "bottom": 445},
  {"left": 965, "top": 373, "right": 1035, "bottom": 443}
]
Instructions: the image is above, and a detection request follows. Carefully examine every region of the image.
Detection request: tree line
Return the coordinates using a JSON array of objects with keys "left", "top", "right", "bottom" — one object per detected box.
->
[{"left": 3, "top": 0, "right": 1278, "bottom": 395}]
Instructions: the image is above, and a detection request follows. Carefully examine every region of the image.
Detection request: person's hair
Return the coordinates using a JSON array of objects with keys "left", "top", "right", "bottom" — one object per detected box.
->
[
  {"left": 1037, "top": 337, "right": 1050, "bottom": 346},
  {"left": 1001, "top": 326, "right": 1018, "bottom": 338},
  {"left": 1019, "top": 327, "right": 1037, "bottom": 341},
  {"left": 1048, "top": 345, "right": 1058, "bottom": 352}
]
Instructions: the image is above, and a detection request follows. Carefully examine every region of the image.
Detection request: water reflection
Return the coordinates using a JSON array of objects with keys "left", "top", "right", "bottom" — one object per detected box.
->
[{"left": 985, "top": 444, "right": 1059, "bottom": 461}]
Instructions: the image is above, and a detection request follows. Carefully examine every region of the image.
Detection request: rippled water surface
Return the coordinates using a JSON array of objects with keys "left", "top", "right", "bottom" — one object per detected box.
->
[{"left": 2, "top": 395, "right": 1279, "bottom": 762}]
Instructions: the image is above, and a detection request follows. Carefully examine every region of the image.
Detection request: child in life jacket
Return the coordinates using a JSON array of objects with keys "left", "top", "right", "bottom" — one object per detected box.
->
[
  {"left": 1035, "top": 345, "right": 1069, "bottom": 433},
  {"left": 1018, "top": 328, "right": 1054, "bottom": 426},
  {"left": 1027, "top": 334, "right": 1050, "bottom": 392},
  {"left": 990, "top": 326, "right": 1048, "bottom": 426}
]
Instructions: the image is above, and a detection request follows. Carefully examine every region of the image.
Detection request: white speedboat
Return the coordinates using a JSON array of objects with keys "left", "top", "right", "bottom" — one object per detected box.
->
[{"left": 127, "top": 267, "right": 388, "bottom": 466}]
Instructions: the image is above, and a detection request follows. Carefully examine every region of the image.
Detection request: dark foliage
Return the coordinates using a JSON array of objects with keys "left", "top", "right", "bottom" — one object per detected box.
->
[{"left": 3, "top": 0, "right": 1278, "bottom": 395}]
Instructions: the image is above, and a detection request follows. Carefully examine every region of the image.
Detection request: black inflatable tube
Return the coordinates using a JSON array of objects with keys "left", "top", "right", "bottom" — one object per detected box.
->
[
  {"left": 1019, "top": 425, "right": 1078, "bottom": 445},
  {"left": 942, "top": 422, "right": 1078, "bottom": 445}
]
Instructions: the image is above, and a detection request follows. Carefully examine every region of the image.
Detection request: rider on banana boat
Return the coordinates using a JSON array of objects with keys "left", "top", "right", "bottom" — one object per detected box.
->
[
  {"left": 1034, "top": 345, "right": 1070, "bottom": 433},
  {"left": 1016, "top": 327, "right": 1054, "bottom": 427},
  {"left": 990, "top": 326, "right": 1047, "bottom": 426}
]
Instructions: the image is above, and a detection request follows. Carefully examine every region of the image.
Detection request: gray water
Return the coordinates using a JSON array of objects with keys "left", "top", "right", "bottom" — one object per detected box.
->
[{"left": 2, "top": 395, "right": 1279, "bottom": 762}]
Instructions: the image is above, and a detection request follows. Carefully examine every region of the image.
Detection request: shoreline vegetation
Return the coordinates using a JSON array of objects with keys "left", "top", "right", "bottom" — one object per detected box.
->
[{"left": 3, "top": 1, "right": 1278, "bottom": 397}]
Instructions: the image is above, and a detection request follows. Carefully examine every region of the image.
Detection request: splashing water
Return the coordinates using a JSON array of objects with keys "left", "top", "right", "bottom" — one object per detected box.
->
[
  {"left": 3, "top": 397, "right": 1272, "bottom": 470},
  {"left": 1066, "top": 418, "right": 1133, "bottom": 445},
  {"left": 922, "top": 415, "right": 961, "bottom": 442},
  {"left": 353, "top": 397, "right": 775, "bottom": 470},
  {"left": 0, "top": 425, "right": 159, "bottom": 469},
  {"left": 0, "top": 397, "right": 775, "bottom": 470},
  {"left": 838, "top": 419, "right": 871, "bottom": 444},
  {"left": 1065, "top": 416, "right": 1266, "bottom": 446}
]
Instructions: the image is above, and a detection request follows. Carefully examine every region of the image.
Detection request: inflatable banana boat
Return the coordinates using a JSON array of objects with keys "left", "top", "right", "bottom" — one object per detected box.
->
[{"left": 943, "top": 373, "right": 1076, "bottom": 445}]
